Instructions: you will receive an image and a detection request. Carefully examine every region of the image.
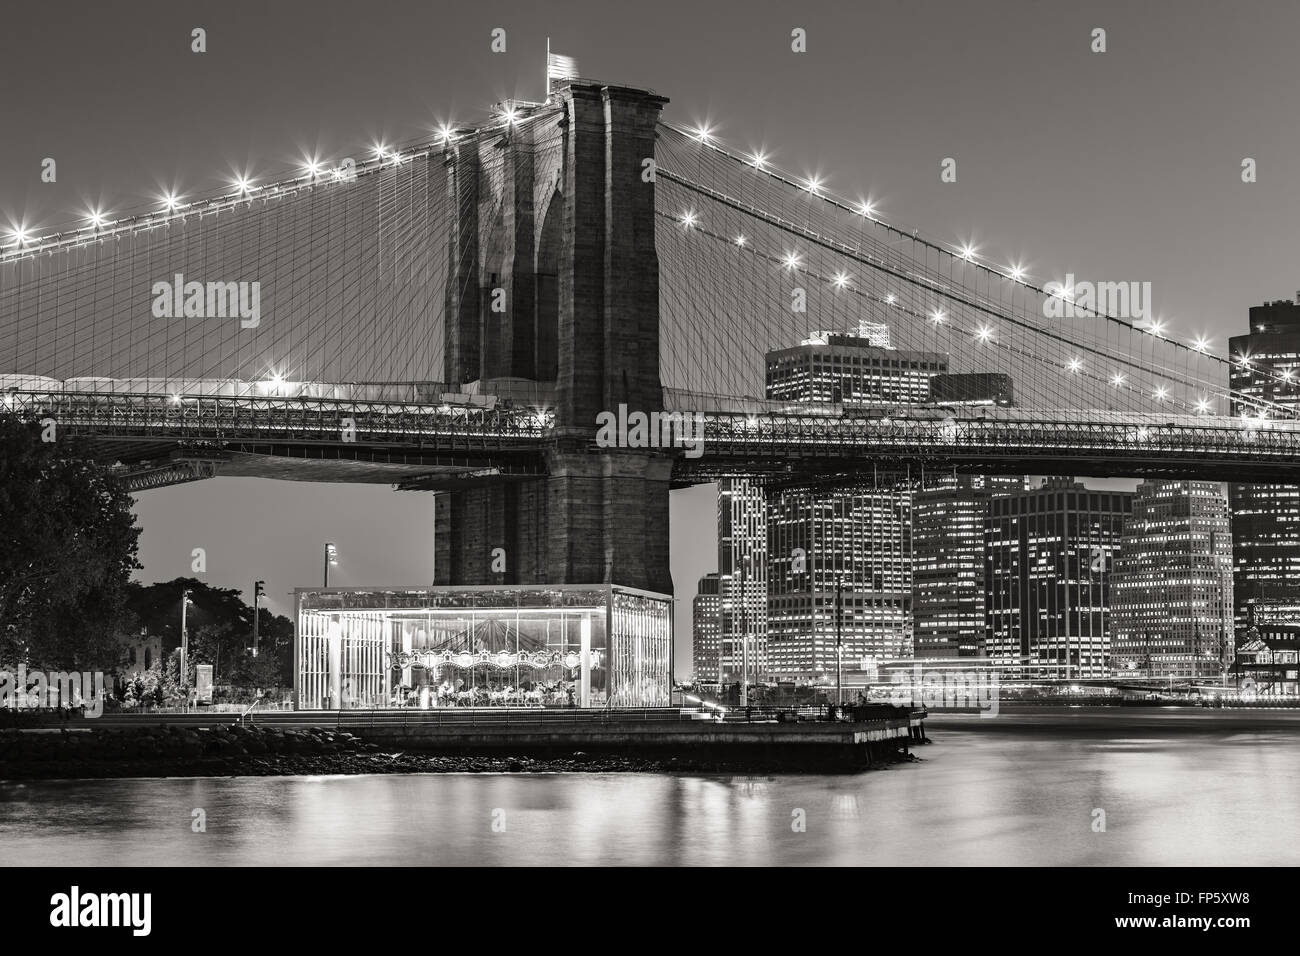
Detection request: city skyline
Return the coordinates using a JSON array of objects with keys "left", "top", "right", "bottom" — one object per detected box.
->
[
  {"left": 6, "top": 3, "right": 1299, "bottom": 660},
  {"left": 8, "top": 0, "right": 1300, "bottom": 889}
]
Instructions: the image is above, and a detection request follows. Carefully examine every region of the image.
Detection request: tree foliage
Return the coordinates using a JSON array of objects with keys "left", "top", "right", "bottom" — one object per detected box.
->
[
  {"left": 0, "top": 415, "right": 141, "bottom": 669},
  {"left": 127, "top": 578, "right": 295, "bottom": 688}
]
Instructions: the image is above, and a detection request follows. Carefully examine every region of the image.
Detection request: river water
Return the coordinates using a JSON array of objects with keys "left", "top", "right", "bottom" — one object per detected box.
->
[{"left": 3, "top": 709, "right": 1297, "bottom": 865}]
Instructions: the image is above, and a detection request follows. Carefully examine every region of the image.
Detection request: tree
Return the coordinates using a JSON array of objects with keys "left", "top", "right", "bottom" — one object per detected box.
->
[
  {"left": 0, "top": 415, "right": 141, "bottom": 669},
  {"left": 127, "top": 578, "right": 295, "bottom": 687}
]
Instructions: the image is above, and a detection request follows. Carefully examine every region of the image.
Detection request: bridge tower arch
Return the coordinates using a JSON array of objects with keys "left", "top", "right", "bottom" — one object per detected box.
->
[{"left": 435, "top": 82, "right": 673, "bottom": 595}]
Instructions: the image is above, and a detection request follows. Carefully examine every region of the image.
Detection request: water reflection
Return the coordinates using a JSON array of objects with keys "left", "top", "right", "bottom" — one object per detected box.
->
[{"left": 3, "top": 713, "right": 1298, "bottom": 865}]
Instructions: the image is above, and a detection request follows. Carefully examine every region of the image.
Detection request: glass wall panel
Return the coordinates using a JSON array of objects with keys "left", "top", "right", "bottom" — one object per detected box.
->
[{"left": 295, "top": 585, "right": 669, "bottom": 710}]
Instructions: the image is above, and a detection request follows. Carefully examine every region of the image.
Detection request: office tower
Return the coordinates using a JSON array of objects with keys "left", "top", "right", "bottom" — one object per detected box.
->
[
  {"left": 985, "top": 478, "right": 1133, "bottom": 679},
  {"left": 912, "top": 475, "right": 1024, "bottom": 659},
  {"left": 765, "top": 323, "right": 947, "bottom": 405},
  {"left": 1111, "top": 481, "right": 1234, "bottom": 680},
  {"left": 767, "top": 477, "right": 913, "bottom": 685},
  {"left": 691, "top": 573, "right": 723, "bottom": 684},
  {"left": 1228, "top": 298, "right": 1300, "bottom": 631},
  {"left": 718, "top": 477, "right": 767, "bottom": 687}
]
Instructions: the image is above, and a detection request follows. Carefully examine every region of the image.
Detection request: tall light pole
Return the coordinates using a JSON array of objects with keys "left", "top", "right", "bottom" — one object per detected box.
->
[
  {"left": 835, "top": 577, "right": 844, "bottom": 708},
  {"left": 324, "top": 543, "right": 338, "bottom": 587},
  {"left": 180, "top": 588, "right": 192, "bottom": 708},
  {"left": 252, "top": 580, "right": 265, "bottom": 657},
  {"left": 739, "top": 553, "right": 749, "bottom": 708}
]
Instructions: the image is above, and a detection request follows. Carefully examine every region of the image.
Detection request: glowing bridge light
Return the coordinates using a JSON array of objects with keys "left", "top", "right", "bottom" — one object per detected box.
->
[
  {"left": 804, "top": 175, "right": 824, "bottom": 195},
  {"left": 1148, "top": 319, "right": 1166, "bottom": 337},
  {"left": 1008, "top": 263, "right": 1025, "bottom": 281},
  {"left": 857, "top": 199, "right": 875, "bottom": 218},
  {"left": 500, "top": 104, "right": 521, "bottom": 125},
  {"left": 929, "top": 309, "right": 946, "bottom": 324},
  {"left": 1153, "top": 385, "right": 1169, "bottom": 401},
  {"left": 436, "top": 122, "right": 456, "bottom": 144},
  {"left": 735, "top": 234, "right": 747, "bottom": 247},
  {"left": 87, "top": 208, "right": 108, "bottom": 229},
  {"left": 749, "top": 150, "right": 768, "bottom": 170},
  {"left": 959, "top": 243, "right": 977, "bottom": 261},
  {"left": 232, "top": 175, "right": 254, "bottom": 196},
  {"left": 1238, "top": 354, "right": 1252, "bottom": 367},
  {"left": 885, "top": 293, "right": 897, "bottom": 305},
  {"left": 1067, "top": 357, "right": 1083, "bottom": 373},
  {"left": 974, "top": 325, "right": 994, "bottom": 343},
  {"left": 160, "top": 192, "right": 182, "bottom": 212},
  {"left": 1193, "top": 335, "right": 1211, "bottom": 353},
  {"left": 1111, "top": 372, "right": 1126, "bottom": 387},
  {"left": 302, "top": 157, "right": 323, "bottom": 178},
  {"left": 170, "top": 394, "right": 182, "bottom": 405},
  {"left": 1195, "top": 397, "right": 1211, "bottom": 414},
  {"left": 783, "top": 251, "right": 802, "bottom": 270},
  {"left": 693, "top": 124, "right": 714, "bottom": 143},
  {"left": 679, "top": 209, "right": 698, "bottom": 228},
  {"left": 832, "top": 272, "right": 850, "bottom": 289},
  {"left": 373, "top": 143, "right": 388, "bottom": 161},
  {"left": 1283, "top": 369, "right": 1296, "bottom": 383},
  {"left": 6, "top": 224, "right": 32, "bottom": 247}
]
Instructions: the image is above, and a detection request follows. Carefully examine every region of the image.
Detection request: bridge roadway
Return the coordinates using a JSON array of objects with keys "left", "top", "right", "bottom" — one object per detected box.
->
[{"left": 5, "top": 387, "right": 1300, "bottom": 487}]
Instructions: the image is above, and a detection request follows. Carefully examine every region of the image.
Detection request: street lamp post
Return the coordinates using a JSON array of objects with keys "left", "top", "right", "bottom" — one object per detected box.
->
[
  {"left": 253, "top": 580, "right": 265, "bottom": 657},
  {"left": 835, "top": 578, "right": 844, "bottom": 708},
  {"left": 180, "top": 588, "right": 192, "bottom": 709},
  {"left": 324, "top": 542, "right": 338, "bottom": 587},
  {"left": 739, "top": 554, "right": 749, "bottom": 709}
]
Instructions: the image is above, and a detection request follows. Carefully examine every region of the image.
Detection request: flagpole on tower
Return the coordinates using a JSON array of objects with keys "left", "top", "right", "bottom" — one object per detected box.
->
[{"left": 546, "top": 37, "right": 551, "bottom": 97}]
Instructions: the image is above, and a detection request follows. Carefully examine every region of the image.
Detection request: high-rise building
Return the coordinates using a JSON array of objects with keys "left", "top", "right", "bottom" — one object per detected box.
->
[
  {"left": 912, "top": 475, "right": 1025, "bottom": 659},
  {"left": 1111, "top": 481, "right": 1234, "bottom": 680},
  {"left": 691, "top": 573, "right": 723, "bottom": 684},
  {"left": 1228, "top": 298, "right": 1300, "bottom": 631},
  {"left": 718, "top": 477, "right": 767, "bottom": 687},
  {"left": 767, "top": 478, "right": 913, "bottom": 685},
  {"left": 762, "top": 323, "right": 930, "bottom": 688},
  {"left": 765, "top": 324, "right": 947, "bottom": 406},
  {"left": 985, "top": 479, "right": 1133, "bottom": 679}
]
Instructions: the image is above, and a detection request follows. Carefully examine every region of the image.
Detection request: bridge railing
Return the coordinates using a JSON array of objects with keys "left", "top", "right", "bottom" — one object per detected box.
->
[{"left": 0, "top": 389, "right": 553, "bottom": 444}]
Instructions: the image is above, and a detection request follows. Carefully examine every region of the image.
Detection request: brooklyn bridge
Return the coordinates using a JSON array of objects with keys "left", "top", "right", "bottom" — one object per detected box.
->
[{"left": 2, "top": 78, "right": 1295, "bottom": 596}]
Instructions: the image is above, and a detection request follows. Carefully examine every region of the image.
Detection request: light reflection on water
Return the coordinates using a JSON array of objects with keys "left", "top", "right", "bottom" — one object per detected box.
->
[{"left": 3, "top": 713, "right": 1298, "bottom": 865}]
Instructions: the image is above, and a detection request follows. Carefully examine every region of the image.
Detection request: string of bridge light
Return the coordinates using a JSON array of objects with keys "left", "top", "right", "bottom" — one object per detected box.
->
[
  {"left": 661, "top": 207, "right": 1232, "bottom": 418},
  {"left": 664, "top": 122, "right": 1201, "bottom": 343},
  {"left": 660, "top": 122, "right": 1298, "bottom": 419},
  {"left": 663, "top": 175, "right": 1256, "bottom": 417},
  {"left": 0, "top": 101, "right": 559, "bottom": 263}
]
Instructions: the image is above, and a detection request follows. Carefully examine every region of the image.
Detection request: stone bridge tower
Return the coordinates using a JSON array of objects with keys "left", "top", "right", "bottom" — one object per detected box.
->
[{"left": 434, "top": 81, "right": 673, "bottom": 596}]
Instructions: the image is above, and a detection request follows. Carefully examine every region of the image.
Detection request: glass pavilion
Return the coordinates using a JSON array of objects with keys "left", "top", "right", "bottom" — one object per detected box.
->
[{"left": 295, "top": 585, "right": 672, "bottom": 710}]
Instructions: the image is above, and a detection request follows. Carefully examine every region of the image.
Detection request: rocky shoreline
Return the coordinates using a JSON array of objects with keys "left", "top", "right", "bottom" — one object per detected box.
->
[{"left": 0, "top": 724, "right": 923, "bottom": 779}]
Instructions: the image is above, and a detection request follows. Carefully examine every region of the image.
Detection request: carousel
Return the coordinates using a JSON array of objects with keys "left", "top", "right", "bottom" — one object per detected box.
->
[
  {"left": 295, "top": 585, "right": 672, "bottom": 710},
  {"left": 387, "top": 614, "right": 604, "bottom": 708}
]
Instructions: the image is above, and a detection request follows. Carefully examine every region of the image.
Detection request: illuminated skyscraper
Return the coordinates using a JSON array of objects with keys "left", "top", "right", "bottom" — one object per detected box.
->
[
  {"left": 985, "top": 479, "right": 1132, "bottom": 679},
  {"left": 691, "top": 573, "right": 723, "bottom": 684},
  {"left": 1111, "top": 481, "right": 1234, "bottom": 680},
  {"left": 912, "top": 475, "right": 1025, "bottom": 659},
  {"left": 765, "top": 325, "right": 947, "bottom": 405},
  {"left": 718, "top": 478, "right": 767, "bottom": 687},
  {"left": 1228, "top": 298, "right": 1300, "bottom": 631},
  {"left": 767, "top": 478, "right": 913, "bottom": 685}
]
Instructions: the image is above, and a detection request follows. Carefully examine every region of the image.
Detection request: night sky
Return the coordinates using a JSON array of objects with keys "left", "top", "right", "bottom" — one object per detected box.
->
[{"left": 3, "top": 0, "right": 1297, "bottom": 669}]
